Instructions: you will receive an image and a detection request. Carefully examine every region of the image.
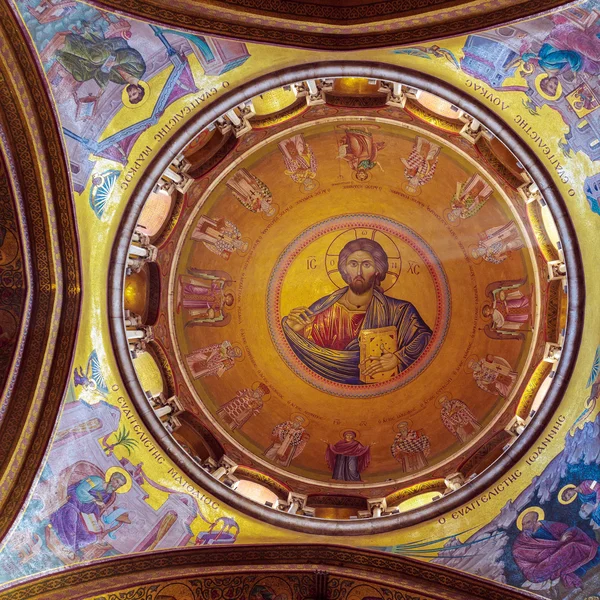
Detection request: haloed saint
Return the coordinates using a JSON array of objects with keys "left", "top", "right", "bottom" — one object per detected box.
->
[{"left": 282, "top": 238, "right": 431, "bottom": 385}]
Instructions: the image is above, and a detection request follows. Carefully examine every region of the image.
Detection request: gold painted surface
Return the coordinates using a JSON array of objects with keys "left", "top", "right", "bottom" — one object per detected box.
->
[
  {"left": 172, "top": 120, "right": 543, "bottom": 487},
  {"left": 252, "top": 87, "right": 298, "bottom": 115},
  {"left": 133, "top": 352, "right": 165, "bottom": 398},
  {"left": 124, "top": 270, "right": 148, "bottom": 317},
  {"left": 4, "top": 1, "right": 600, "bottom": 594}
]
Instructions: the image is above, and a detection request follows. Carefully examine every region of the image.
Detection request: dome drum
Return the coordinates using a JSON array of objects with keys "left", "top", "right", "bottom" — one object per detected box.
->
[{"left": 109, "top": 65, "right": 583, "bottom": 534}]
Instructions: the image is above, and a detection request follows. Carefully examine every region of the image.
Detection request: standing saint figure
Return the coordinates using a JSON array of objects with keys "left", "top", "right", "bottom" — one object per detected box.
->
[
  {"left": 471, "top": 221, "right": 525, "bottom": 264},
  {"left": 447, "top": 174, "right": 492, "bottom": 222},
  {"left": 324, "top": 430, "right": 372, "bottom": 482},
  {"left": 278, "top": 134, "right": 318, "bottom": 189},
  {"left": 185, "top": 341, "right": 242, "bottom": 379},
  {"left": 283, "top": 238, "right": 431, "bottom": 385},
  {"left": 191, "top": 215, "right": 248, "bottom": 259},
  {"left": 401, "top": 136, "right": 440, "bottom": 193},
  {"left": 439, "top": 396, "right": 481, "bottom": 443},
  {"left": 217, "top": 383, "right": 269, "bottom": 431},
  {"left": 390, "top": 422, "right": 430, "bottom": 473},
  {"left": 482, "top": 279, "right": 531, "bottom": 339},
  {"left": 177, "top": 270, "right": 235, "bottom": 328},
  {"left": 264, "top": 415, "right": 309, "bottom": 467},
  {"left": 468, "top": 354, "right": 517, "bottom": 396},
  {"left": 226, "top": 169, "right": 276, "bottom": 216},
  {"left": 512, "top": 508, "right": 599, "bottom": 592}
]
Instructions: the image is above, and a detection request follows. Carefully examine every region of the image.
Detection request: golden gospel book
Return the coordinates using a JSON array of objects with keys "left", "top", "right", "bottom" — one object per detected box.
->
[{"left": 359, "top": 326, "right": 398, "bottom": 384}]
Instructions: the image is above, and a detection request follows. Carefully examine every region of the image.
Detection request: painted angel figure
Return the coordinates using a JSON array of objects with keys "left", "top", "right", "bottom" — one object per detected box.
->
[
  {"left": 217, "top": 383, "right": 269, "bottom": 431},
  {"left": 73, "top": 350, "right": 109, "bottom": 405},
  {"left": 482, "top": 278, "right": 531, "bottom": 340},
  {"left": 264, "top": 415, "right": 309, "bottom": 467},
  {"left": 401, "top": 136, "right": 440, "bottom": 193},
  {"left": 390, "top": 422, "right": 430, "bottom": 473},
  {"left": 338, "top": 128, "right": 385, "bottom": 179},
  {"left": 191, "top": 215, "right": 248, "bottom": 259},
  {"left": 448, "top": 174, "right": 492, "bottom": 222},
  {"left": 185, "top": 341, "right": 242, "bottom": 379},
  {"left": 471, "top": 221, "right": 525, "bottom": 264},
  {"left": 278, "top": 134, "right": 318, "bottom": 190},
  {"left": 439, "top": 396, "right": 481, "bottom": 443},
  {"left": 468, "top": 354, "right": 517, "bottom": 396}
]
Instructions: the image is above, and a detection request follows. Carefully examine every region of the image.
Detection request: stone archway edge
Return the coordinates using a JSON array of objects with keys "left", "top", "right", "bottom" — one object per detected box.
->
[{"left": 0, "top": 543, "right": 544, "bottom": 600}]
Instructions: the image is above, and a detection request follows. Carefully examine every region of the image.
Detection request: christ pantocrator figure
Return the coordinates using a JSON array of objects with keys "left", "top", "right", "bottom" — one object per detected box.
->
[{"left": 282, "top": 238, "right": 431, "bottom": 385}]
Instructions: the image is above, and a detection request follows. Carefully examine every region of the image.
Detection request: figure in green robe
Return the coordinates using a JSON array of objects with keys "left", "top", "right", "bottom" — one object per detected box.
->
[{"left": 55, "top": 31, "right": 147, "bottom": 104}]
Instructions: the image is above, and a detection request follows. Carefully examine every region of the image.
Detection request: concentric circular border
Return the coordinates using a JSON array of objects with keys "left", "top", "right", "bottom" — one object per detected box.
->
[
  {"left": 109, "top": 62, "right": 584, "bottom": 535},
  {"left": 266, "top": 213, "right": 450, "bottom": 398}
]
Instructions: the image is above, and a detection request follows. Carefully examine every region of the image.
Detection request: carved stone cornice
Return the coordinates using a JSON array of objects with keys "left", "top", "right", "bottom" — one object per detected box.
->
[
  {"left": 0, "top": 544, "right": 542, "bottom": 600},
  {"left": 86, "top": 0, "right": 573, "bottom": 50}
]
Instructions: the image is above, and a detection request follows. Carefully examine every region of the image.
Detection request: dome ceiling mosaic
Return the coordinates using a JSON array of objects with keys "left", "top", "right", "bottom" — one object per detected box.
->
[{"left": 124, "top": 81, "right": 567, "bottom": 505}]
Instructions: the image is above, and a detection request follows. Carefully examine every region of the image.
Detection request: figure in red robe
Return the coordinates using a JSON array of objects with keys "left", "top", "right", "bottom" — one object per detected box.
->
[
  {"left": 324, "top": 430, "right": 371, "bottom": 481},
  {"left": 284, "top": 238, "right": 431, "bottom": 385},
  {"left": 512, "top": 509, "right": 599, "bottom": 591}
]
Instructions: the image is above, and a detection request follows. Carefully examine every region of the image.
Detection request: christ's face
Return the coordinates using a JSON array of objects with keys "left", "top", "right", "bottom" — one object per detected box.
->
[{"left": 344, "top": 250, "right": 377, "bottom": 294}]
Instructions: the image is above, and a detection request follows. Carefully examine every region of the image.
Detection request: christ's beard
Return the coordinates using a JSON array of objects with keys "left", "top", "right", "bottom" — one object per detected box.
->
[{"left": 348, "top": 275, "right": 376, "bottom": 295}]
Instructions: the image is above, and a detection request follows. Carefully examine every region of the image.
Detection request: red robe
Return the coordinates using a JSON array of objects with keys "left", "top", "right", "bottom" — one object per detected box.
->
[
  {"left": 308, "top": 303, "right": 366, "bottom": 350},
  {"left": 512, "top": 520, "right": 598, "bottom": 588}
]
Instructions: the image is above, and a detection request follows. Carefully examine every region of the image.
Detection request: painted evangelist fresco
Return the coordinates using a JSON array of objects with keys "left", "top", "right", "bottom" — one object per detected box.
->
[
  {"left": 171, "top": 119, "right": 546, "bottom": 487},
  {"left": 0, "top": 349, "right": 245, "bottom": 585},
  {"left": 411, "top": 349, "right": 600, "bottom": 600},
  {"left": 3, "top": 0, "right": 600, "bottom": 597},
  {"left": 16, "top": 0, "right": 249, "bottom": 201}
]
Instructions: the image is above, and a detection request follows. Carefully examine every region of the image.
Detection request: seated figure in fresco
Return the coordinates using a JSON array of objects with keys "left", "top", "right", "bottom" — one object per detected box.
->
[
  {"left": 48, "top": 467, "right": 131, "bottom": 560},
  {"left": 521, "top": 18, "right": 600, "bottom": 78},
  {"left": 282, "top": 238, "right": 431, "bottom": 385},
  {"left": 52, "top": 26, "right": 147, "bottom": 104},
  {"left": 512, "top": 508, "right": 600, "bottom": 592}
]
